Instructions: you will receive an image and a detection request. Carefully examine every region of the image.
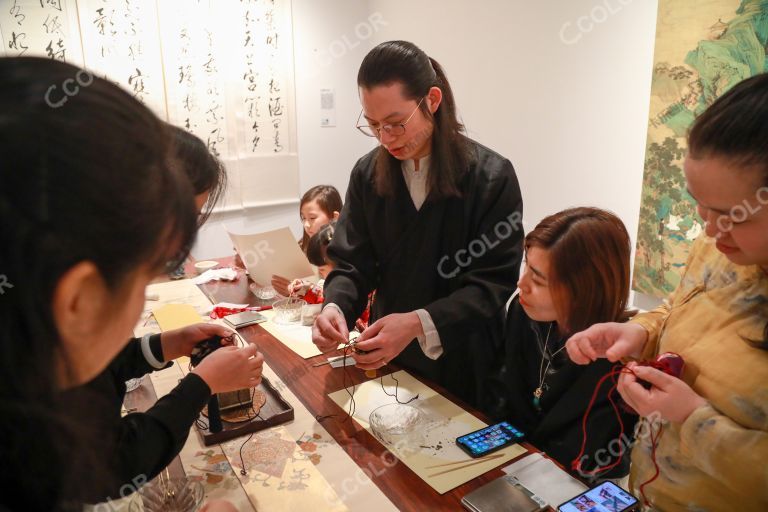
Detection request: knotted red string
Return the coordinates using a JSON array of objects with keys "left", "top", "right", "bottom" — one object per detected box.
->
[{"left": 571, "top": 356, "right": 682, "bottom": 506}]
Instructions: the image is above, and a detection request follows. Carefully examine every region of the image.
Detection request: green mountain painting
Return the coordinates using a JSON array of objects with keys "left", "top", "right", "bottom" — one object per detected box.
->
[{"left": 634, "top": 0, "right": 768, "bottom": 297}]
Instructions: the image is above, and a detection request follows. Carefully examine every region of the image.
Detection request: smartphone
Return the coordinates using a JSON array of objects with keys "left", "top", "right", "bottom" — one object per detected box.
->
[
  {"left": 557, "top": 482, "right": 638, "bottom": 512},
  {"left": 223, "top": 310, "right": 267, "bottom": 328},
  {"left": 456, "top": 421, "right": 525, "bottom": 458}
]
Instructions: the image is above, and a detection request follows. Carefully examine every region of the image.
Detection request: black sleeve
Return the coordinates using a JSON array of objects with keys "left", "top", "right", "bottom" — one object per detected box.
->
[
  {"left": 108, "top": 334, "right": 169, "bottom": 384},
  {"left": 424, "top": 158, "right": 524, "bottom": 335},
  {"left": 109, "top": 373, "right": 211, "bottom": 491},
  {"left": 324, "top": 159, "right": 380, "bottom": 326}
]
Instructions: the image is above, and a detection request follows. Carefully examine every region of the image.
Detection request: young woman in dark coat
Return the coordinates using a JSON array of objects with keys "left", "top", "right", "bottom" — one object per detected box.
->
[{"left": 491, "top": 207, "right": 638, "bottom": 479}]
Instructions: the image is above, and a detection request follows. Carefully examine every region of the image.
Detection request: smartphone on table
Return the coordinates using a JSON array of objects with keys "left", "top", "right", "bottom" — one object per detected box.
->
[
  {"left": 557, "top": 481, "right": 639, "bottom": 512},
  {"left": 456, "top": 421, "right": 525, "bottom": 458}
]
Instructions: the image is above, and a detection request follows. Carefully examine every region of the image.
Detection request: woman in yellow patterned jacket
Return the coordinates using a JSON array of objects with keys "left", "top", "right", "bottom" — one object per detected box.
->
[{"left": 566, "top": 74, "right": 768, "bottom": 511}]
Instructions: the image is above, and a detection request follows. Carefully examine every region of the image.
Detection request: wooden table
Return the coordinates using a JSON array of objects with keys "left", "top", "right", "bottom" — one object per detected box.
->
[{"left": 133, "top": 257, "right": 544, "bottom": 511}]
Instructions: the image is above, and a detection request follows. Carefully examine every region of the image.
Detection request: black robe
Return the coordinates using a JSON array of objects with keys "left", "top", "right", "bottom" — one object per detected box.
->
[
  {"left": 486, "top": 298, "right": 637, "bottom": 479},
  {"left": 324, "top": 139, "right": 524, "bottom": 409},
  {"left": 59, "top": 336, "right": 211, "bottom": 504}
]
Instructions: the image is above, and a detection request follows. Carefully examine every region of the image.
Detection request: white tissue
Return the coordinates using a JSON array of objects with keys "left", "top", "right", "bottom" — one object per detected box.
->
[{"left": 192, "top": 267, "right": 238, "bottom": 285}]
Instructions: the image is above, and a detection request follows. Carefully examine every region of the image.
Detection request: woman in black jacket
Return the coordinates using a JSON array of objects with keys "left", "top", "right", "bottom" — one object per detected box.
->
[
  {"left": 0, "top": 57, "right": 261, "bottom": 511},
  {"left": 60, "top": 125, "right": 256, "bottom": 505},
  {"left": 491, "top": 207, "right": 637, "bottom": 480}
]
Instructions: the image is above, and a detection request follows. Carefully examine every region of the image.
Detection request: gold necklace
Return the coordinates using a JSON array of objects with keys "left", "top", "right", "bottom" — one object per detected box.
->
[{"left": 533, "top": 322, "right": 566, "bottom": 409}]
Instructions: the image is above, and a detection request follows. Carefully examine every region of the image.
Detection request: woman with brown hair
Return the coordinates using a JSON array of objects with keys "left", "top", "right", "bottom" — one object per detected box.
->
[{"left": 492, "top": 207, "right": 637, "bottom": 478}]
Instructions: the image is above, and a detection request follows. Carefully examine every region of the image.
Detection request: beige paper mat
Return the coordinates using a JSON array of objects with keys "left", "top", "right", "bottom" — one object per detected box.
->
[
  {"left": 258, "top": 309, "right": 324, "bottom": 358},
  {"left": 150, "top": 363, "right": 345, "bottom": 511},
  {"left": 148, "top": 360, "right": 397, "bottom": 511},
  {"left": 133, "top": 278, "right": 396, "bottom": 510},
  {"left": 328, "top": 370, "right": 528, "bottom": 494}
]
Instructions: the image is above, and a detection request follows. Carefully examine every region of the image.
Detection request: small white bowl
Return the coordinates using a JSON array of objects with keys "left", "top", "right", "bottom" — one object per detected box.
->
[{"left": 193, "top": 260, "right": 219, "bottom": 274}]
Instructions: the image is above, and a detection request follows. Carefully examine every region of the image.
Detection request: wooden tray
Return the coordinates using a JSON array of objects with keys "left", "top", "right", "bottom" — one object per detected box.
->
[{"left": 195, "top": 376, "right": 294, "bottom": 446}]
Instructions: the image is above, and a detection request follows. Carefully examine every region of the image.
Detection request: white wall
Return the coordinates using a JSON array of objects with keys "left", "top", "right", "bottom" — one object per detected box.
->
[
  {"left": 193, "top": 0, "right": 662, "bottom": 308},
  {"left": 368, "top": 3, "right": 655, "bottom": 246},
  {"left": 191, "top": 0, "right": 377, "bottom": 260},
  {"left": 367, "top": 0, "right": 660, "bottom": 306}
]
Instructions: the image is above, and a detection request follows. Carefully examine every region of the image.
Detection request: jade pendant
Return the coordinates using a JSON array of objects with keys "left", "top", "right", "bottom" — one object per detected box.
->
[{"left": 533, "top": 387, "right": 543, "bottom": 408}]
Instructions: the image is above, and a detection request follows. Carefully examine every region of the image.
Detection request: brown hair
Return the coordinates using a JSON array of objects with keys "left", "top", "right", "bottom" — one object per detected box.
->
[
  {"left": 357, "top": 40, "right": 473, "bottom": 200},
  {"left": 299, "top": 185, "right": 342, "bottom": 251},
  {"left": 525, "top": 207, "right": 631, "bottom": 335}
]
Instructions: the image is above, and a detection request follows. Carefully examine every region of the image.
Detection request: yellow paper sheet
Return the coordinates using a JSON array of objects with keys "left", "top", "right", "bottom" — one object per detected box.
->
[
  {"left": 328, "top": 371, "right": 528, "bottom": 494},
  {"left": 134, "top": 279, "right": 213, "bottom": 337},
  {"left": 152, "top": 304, "right": 203, "bottom": 332}
]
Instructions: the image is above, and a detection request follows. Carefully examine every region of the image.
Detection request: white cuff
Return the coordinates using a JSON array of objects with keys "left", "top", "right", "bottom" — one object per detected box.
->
[
  {"left": 323, "top": 303, "right": 344, "bottom": 316},
  {"left": 415, "top": 309, "right": 443, "bottom": 360},
  {"left": 140, "top": 333, "right": 166, "bottom": 369}
]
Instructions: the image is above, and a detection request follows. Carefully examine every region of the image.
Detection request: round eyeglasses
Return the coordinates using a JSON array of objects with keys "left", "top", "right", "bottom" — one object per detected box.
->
[{"left": 356, "top": 98, "right": 425, "bottom": 138}]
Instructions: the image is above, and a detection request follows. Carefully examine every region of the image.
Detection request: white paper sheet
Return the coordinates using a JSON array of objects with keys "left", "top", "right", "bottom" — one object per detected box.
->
[{"left": 228, "top": 227, "right": 313, "bottom": 286}]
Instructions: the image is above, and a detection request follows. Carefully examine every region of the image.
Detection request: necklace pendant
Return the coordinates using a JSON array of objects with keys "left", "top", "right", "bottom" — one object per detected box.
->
[{"left": 533, "top": 388, "right": 543, "bottom": 408}]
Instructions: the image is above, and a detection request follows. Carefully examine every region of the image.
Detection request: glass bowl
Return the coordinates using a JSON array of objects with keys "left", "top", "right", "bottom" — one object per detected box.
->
[
  {"left": 272, "top": 297, "right": 306, "bottom": 324},
  {"left": 249, "top": 283, "right": 277, "bottom": 300},
  {"left": 369, "top": 403, "right": 426, "bottom": 449},
  {"left": 129, "top": 477, "right": 203, "bottom": 512}
]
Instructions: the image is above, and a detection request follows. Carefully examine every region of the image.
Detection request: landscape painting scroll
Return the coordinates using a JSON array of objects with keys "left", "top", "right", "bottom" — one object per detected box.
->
[{"left": 633, "top": 0, "right": 768, "bottom": 297}]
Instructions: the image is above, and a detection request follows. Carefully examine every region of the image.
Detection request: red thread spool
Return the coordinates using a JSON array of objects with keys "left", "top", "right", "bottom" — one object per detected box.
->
[
  {"left": 620, "top": 352, "right": 684, "bottom": 413},
  {"left": 635, "top": 352, "right": 685, "bottom": 389}
]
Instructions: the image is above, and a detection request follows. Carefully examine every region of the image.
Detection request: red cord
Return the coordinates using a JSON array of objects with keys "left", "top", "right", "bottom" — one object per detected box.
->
[
  {"left": 571, "top": 362, "right": 668, "bottom": 507},
  {"left": 638, "top": 421, "right": 663, "bottom": 506},
  {"left": 571, "top": 364, "right": 630, "bottom": 477}
]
